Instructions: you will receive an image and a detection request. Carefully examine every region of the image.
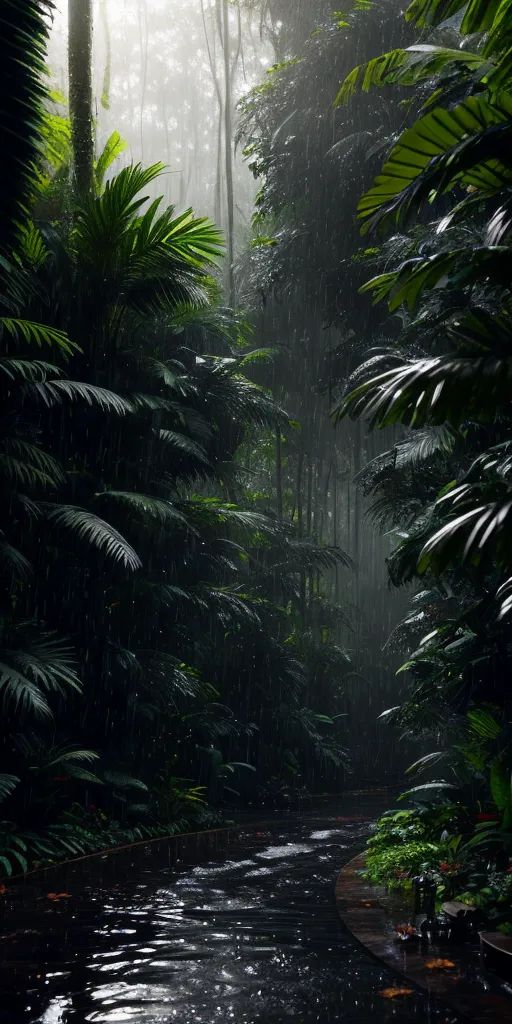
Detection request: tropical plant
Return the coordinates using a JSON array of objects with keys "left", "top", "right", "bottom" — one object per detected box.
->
[{"left": 334, "top": 0, "right": 512, "bottom": 838}]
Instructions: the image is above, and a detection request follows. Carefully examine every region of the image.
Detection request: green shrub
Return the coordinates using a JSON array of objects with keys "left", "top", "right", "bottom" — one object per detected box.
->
[{"left": 364, "top": 839, "right": 440, "bottom": 889}]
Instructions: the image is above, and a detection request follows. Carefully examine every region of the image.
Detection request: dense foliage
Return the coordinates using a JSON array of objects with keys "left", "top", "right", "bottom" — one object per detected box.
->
[
  {"left": 7, "top": 0, "right": 512, "bottom": 901},
  {"left": 0, "top": 1, "right": 352, "bottom": 876},
  {"left": 329, "top": 0, "right": 512, "bottom": 909}
]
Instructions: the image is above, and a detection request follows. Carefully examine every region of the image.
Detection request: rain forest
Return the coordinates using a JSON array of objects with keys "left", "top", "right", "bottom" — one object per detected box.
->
[{"left": 2, "top": 0, "right": 512, "bottom": 1021}]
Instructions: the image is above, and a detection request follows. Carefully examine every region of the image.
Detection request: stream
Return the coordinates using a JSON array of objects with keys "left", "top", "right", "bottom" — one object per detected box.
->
[{"left": 0, "top": 801, "right": 461, "bottom": 1024}]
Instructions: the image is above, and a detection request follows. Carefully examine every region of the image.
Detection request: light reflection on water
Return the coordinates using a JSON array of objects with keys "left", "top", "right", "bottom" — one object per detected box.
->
[{"left": 0, "top": 807, "right": 464, "bottom": 1024}]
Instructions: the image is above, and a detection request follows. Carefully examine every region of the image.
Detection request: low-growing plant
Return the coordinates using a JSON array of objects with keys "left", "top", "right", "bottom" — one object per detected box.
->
[{"left": 364, "top": 839, "right": 440, "bottom": 889}]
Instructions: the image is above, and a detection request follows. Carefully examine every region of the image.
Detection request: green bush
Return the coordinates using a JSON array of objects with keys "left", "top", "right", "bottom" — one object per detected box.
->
[{"left": 364, "top": 839, "right": 440, "bottom": 888}]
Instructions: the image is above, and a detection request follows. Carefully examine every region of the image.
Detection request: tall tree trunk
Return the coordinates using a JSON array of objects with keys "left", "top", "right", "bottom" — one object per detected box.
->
[
  {"left": 138, "top": 0, "right": 149, "bottom": 161},
  {"left": 68, "top": 0, "right": 94, "bottom": 198},
  {"left": 222, "top": 0, "right": 235, "bottom": 306},
  {"left": 200, "top": 0, "right": 224, "bottom": 225},
  {"left": 306, "top": 454, "right": 313, "bottom": 535},
  {"left": 296, "top": 441, "right": 306, "bottom": 627},
  {"left": 275, "top": 428, "right": 283, "bottom": 521},
  {"left": 99, "top": 0, "right": 111, "bottom": 111}
]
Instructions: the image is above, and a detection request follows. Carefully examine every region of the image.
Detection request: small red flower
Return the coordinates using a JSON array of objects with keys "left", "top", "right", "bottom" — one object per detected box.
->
[
  {"left": 439, "top": 861, "right": 461, "bottom": 875},
  {"left": 476, "top": 813, "right": 499, "bottom": 822}
]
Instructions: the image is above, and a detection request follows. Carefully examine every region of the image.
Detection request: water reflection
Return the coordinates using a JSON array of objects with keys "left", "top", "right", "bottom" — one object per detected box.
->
[{"left": 0, "top": 806, "right": 463, "bottom": 1024}]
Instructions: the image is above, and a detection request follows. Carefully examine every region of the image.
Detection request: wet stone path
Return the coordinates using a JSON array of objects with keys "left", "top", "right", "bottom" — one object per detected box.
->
[{"left": 0, "top": 802, "right": 463, "bottom": 1024}]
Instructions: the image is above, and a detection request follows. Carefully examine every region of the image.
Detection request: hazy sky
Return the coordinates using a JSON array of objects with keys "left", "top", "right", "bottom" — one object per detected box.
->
[{"left": 48, "top": 1, "right": 272, "bottom": 236}]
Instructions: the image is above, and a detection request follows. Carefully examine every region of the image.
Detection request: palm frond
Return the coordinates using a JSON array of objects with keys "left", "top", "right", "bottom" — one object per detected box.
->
[
  {"left": 359, "top": 94, "right": 512, "bottom": 232},
  {"left": 155, "top": 430, "right": 209, "bottom": 465},
  {"left": 32, "top": 379, "right": 133, "bottom": 414},
  {"left": 334, "top": 351, "right": 512, "bottom": 429},
  {"left": 182, "top": 498, "right": 283, "bottom": 538},
  {"left": 95, "top": 491, "right": 189, "bottom": 529},
  {"left": 139, "top": 652, "right": 213, "bottom": 702},
  {"left": 103, "top": 770, "right": 148, "bottom": 791},
  {"left": 394, "top": 427, "right": 456, "bottom": 468},
  {"left": 0, "top": 0, "right": 51, "bottom": 255},
  {"left": 6, "top": 634, "right": 81, "bottom": 694},
  {"left": 199, "top": 587, "right": 262, "bottom": 627},
  {"left": 43, "top": 504, "right": 142, "bottom": 570},
  {"left": 1, "top": 318, "right": 76, "bottom": 355},
  {"left": 95, "top": 130, "right": 127, "bottom": 191},
  {"left": 0, "top": 775, "right": 19, "bottom": 804},
  {"left": 361, "top": 247, "right": 512, "bottom": 312},
  {"left": 0, "top": 358, "right": 59, "bottom": 383},
  {"left": 336, "top": 44, "right": 485, "bottom": 105},
  {"left": 0, "top": 631, "right": 80, "bottom": 720},
  {"left": 417, "top": 480, "right": 512, "bottom": 575},
  {"left": 1, "top": 440, "right": 64, "bottom": 489},
  {"left": 0, "top": 542, "right": 32, "bottom": 579},
  {"left": 406, "top": 0, "right": 501, "bottom": 34}
]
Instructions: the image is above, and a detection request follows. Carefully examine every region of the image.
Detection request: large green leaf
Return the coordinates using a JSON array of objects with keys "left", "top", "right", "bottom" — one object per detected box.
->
[
  {"left": 490, "top": 758, "right": 511, "bottom": 811},
  {"left": 333, "top": 351, "right": 512, "bottom": 429},
  {"left": 467, "top": 707, "right": 502, "bottom": 739},
  {"left": 358, "top": 95, "right": 512, "bottom": 231},
  {"left": 406, "top": 0, "right": 502, "bottom": 33},
  {"left": 361, "top": 246, "right": 512, "bottom": 311},
  {"left": 417, "top": 481, "right": 512, "bottom": 573},
  {"left": 336, "top": 45, "right": 486, "bottom": 105}
]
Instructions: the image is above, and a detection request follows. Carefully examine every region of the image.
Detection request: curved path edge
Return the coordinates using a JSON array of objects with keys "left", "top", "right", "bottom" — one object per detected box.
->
[{"left": 335, "top": 852, "right": 512, "bottom": 1024}]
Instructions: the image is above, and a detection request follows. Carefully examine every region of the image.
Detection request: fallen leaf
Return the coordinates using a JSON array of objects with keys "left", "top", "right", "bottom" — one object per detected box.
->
[
  {"left": 0, "top": 884, "right": 7, "bottom": 896},
  {"left": 425, "top": 958, "right": 456, "bottom": 971},
  {"left": 380, "top": 987, "right": 414, "bottom": 999},
  {"left": 395, "top": 923, "right": 417, "bottom": 937},
  {"left": 46, "top": 892, "right": 71, "bottom": 902}
]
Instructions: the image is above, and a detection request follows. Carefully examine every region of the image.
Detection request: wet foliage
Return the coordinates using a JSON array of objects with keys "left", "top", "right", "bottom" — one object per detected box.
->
[
  {"left": 0, "top": 0, "right": 357, "bottom": 875},
  {"left": 4, "top": 0, "right": 512, "bottom": 901}
]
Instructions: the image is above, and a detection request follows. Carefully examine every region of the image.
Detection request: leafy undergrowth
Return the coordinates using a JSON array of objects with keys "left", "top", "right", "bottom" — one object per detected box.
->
[
  {"left": 364, "top": 801, "right": 512, "bottom": 933},
  {"left": 364, "top": 804, "right": 465, "bottom": 890},
  {"left": 0, "top": 803, "right": 226, "bottom": 878}
]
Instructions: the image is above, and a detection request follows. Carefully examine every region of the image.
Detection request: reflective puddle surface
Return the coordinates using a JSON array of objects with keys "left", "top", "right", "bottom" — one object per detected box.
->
[{"left": 0, "top": 804, "right": 462, "bottom": 1024}]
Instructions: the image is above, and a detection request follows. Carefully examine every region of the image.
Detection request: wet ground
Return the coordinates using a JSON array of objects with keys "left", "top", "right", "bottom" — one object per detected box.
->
[{"left": 0, "top": 800, "right": 464, "bottom": 1024}]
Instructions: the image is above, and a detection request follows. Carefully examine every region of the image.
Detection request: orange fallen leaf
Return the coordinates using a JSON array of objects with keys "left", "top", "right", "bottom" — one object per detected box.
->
[
  {"left": 380, "top": 987, "right": 414, "bottom": 999},
  {"left": 395, "top": 923, "right": 417, "bottom": 937},
  {"left": 425, "top": 958, "right": 456, "bottom": 971},
  {"left": 46, "top": 892, "right": 71, "bottom": 902}
]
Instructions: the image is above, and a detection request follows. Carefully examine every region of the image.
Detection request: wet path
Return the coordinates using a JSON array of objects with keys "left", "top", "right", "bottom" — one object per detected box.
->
[{"left": 0, "top": 803, "right": 462, "bottom": 1024}]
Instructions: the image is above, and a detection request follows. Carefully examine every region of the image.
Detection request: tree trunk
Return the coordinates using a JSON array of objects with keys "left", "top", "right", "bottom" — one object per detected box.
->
[
  {"left": 200, "top": 0, "right": 223, "bottom": 225},
  {"left": 68, "top": 0, "right": 94, "bottom": 198},
  {"left": 99, "top": 0, "right": 111, "bottom": 110},
  {"left": 222, "top": 0, "right": 235, "bottom": 306},
  {"left": 275, "top": 427, "right": 283, "bottom": 520}
]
